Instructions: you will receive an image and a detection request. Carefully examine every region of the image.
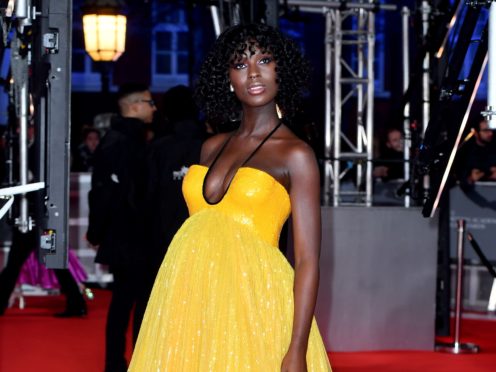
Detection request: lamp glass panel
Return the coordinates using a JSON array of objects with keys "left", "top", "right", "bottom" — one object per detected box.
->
[
  {"left": 115, "top": 16, "right": 127, "bottom": 52},
  {"left": 83, "top": 15, "right": 99, "bottom": 57},
  {"left": 112, "top": 51, "right": 124, "bottom": 61},
  {"left": 88, "top": 51, "right": 101, "bottom": 61},
  {"left": 99, "top": 51, "right": 116, "bottom": 61},
  {"left": 97, "top": 15, "right": 118, "bottom": 51}
]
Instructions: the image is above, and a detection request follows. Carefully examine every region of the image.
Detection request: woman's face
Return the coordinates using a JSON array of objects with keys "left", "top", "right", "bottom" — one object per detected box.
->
[
  {"left": 85, "top": 132, "right": 100, "bottom": 153},
  {"left": 228, "top": 46, "right": 278, "bottom": 110}
]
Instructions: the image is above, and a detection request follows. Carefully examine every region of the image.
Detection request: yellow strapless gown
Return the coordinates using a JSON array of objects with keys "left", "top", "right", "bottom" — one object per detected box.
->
[{"left": 129, "top": 165, "right": 331, "bottom": 371}]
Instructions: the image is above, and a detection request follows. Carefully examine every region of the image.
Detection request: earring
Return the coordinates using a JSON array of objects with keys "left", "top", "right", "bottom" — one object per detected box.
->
[
  {"left": 229, "top": 84, "right": 234, "bottom": 92},
  {"left": 276, "top": 104, "right": 283, "bottom": 119}
]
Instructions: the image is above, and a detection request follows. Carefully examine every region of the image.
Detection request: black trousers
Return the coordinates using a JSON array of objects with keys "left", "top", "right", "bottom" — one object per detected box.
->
[
  {"left": 0, "top": 229, "right": 85, "bottom": 314},
  {"left": 104, "top": 265, "right": 154, "bottom": 372}
]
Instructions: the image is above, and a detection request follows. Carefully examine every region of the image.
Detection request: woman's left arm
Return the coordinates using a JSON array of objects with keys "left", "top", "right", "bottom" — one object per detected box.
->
[{"left": 281, "top": 143, "right": 321, "bottom": 372}]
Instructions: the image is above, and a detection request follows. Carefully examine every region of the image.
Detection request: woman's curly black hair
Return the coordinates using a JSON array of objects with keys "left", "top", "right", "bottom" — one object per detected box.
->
[{"left": 195, "top": 23, "right": 310, "bottom": 128}]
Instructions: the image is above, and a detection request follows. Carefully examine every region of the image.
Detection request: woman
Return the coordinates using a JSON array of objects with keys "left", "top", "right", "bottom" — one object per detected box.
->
[{"left": 130, "top": 23, "right": 332, "bottom": 371}]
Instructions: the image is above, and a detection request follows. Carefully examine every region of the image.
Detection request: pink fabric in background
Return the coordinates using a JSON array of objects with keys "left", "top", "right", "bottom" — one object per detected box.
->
[{"left": 17, "top": 249, "right": 88, "bottom": 289}]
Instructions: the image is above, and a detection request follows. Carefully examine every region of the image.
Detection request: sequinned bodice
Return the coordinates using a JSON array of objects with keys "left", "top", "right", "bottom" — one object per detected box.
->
[{"left": 182, "top": 164, "right": 291, "bottom": 246}]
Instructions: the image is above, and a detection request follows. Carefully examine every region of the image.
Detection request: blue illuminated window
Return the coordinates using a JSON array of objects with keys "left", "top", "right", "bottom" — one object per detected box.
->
[{"left": 150, "top": 3, "right": 189, "bottom": 91}]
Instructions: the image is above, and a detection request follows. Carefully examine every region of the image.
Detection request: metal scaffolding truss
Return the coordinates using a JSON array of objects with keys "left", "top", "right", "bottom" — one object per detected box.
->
[
  {"left": 286, "top": 1, "right": 397, "bottom": 206},
  {"left": 323, "top": 6, "right": 375, "bottom": 206}
]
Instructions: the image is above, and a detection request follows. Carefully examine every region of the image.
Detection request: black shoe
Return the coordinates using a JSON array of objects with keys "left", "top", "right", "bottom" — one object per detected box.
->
[
  {"left": 54, "top": 305, "right": 87, "bottom": 318},
  {"left": 0, "top": 296, "right": 11, "bottom": 316}
]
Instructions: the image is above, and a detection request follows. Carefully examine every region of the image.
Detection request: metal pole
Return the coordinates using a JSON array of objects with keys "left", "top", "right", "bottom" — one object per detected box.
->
[
  {"left": 453, "top": 219, "right": 465, "bottom": 346},
  {"left": 333, "top": 9, "right": 342, "bottom": 207},
  {"left": 210, "top": 5, "right": 221, "bottom": 37},
  {"left": 484, "top": 2, "right": 496, "bottom": 129},
  {"left": 421, "top": 1, "right": 431, "bottom": 196},
  {"left": 18, "top": 80, "right": 29, "bottom": 233},
  {"left": 402, "top": 6, "right": 411, "bottom": 207},
  {"left": 436, "top": 219, "right": 479, "bottom": 354},
  {"left": 365, "top": 8, "right": 374, "bottom": 207},
  {"left": 323, "top": 10, "right": 333, "bottom": 206},
  {"left": 100, "top": 64, "right": 110, "bottom": 94},
  {"left": 12, "top": 0, "right": 32, "bottom": 233},
  {"left": 15, "top": 0, "right": 29, "bottom": 19},
  {"left": 489, "top": 278, "right": 496, "bottom": 311},
  {"left": 356, "top": 8, "right": 365, "bottom": 197},
  {"left": 16, "top": 0, "right": 32, "bottom": 31},
  {"left": 421, "top": 1, "right": 430, "bottom": 137}
]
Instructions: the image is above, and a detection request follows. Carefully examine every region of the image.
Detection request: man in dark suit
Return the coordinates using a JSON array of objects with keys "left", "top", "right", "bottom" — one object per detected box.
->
[
  {"left": 136, "top": 85, "right": 205, "bottom": 324},
  {"left": 87, "top": 83, "right": 156, "bottom": 372}
]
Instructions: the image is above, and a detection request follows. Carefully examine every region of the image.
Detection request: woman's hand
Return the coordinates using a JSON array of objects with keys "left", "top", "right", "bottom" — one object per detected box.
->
[{"left": 281, "top": 347, "right": 307, "bottom": 372}]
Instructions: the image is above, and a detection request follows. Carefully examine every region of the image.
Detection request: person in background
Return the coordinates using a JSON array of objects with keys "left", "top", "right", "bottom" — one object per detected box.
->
[
  {"left": 373, "top": 128, "right": 405, "bottom": 182},
  {"left": 459, "top": 118, "right": 496, "bottom": 184},
  {"left": 87, "top": 83, "right": 156, "bottom": 372},
  {"left": 135, "top": 85, "right": 205, "bottom": 330},
  {"left": 72, "top": 126, "right": 100, "bottom": 172}
]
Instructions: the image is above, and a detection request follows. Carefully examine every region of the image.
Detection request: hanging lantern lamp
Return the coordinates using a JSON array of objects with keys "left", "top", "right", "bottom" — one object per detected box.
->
[{"left": 82, "top": 0, "right": 127, "bottom": 62}]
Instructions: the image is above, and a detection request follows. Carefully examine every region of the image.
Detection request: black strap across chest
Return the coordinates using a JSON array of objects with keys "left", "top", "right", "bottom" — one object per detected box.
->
[{"left": 202, "top": 122, "right": 282, "bottom": 205}]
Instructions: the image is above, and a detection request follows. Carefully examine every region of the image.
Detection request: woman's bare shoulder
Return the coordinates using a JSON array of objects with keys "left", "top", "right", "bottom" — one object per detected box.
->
[
  {"left": 277, "top": 127, "right": 317, "bottom": 165},
  {"left": 277, "top": 131, "right": 319, "bottom": 195}
]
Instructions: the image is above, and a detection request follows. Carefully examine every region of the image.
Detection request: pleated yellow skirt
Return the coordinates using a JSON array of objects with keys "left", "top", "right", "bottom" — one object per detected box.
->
[{"left": 129, "top": 209, "right": 331, "bottom": 371}]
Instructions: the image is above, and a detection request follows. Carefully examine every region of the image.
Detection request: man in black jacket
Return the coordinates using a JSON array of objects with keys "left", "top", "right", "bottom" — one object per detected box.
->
[
  {"left": 136, "top": 86, "right": 205, "bottom": 324},
  {"left": 87, "top": 83, "right": 156, "bottom": 372},
  {"left": 459, "top": 119, "right": 496, "bottom": 184}
]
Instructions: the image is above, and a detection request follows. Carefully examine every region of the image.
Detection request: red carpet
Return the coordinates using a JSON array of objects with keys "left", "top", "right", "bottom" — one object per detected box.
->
[
  {"left": 0, "top": 289, "right": 494, "bottom": 371},
  {"left": 330, "top": 316, "right": 496, "bottom": 372},
  {"left": 0, "top": 289, "right": 131, "bottom": 372}
]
